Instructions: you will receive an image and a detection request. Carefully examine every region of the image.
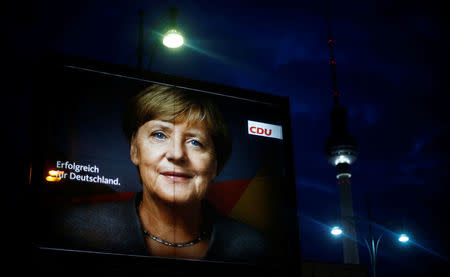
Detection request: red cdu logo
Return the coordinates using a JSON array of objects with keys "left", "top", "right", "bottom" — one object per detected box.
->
[{"left": 247, "top": 120, "right": 283, "bottom": 140}]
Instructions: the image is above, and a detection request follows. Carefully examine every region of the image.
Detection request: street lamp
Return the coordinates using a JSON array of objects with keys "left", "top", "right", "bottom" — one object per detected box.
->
[
  {"left": 398, "top": 233, "right": 410, "bottom": 243},
  {"left": 135, "top": 7, "right": 185, "bottom": 71},
  {"left": 363, "top": 229, "right": 411, "bottom": 277},
  {"left": 331, "top": 226, "right": 344, "bottom": 236},
  {"left": 329, "top": 195, "right": 411, "bottom": 277},
  {"left": 162, "top": 29, "right": 184, "bottom": 48},
  {"left": 330, "top": 222, "right": 411, "bottom": 277}
]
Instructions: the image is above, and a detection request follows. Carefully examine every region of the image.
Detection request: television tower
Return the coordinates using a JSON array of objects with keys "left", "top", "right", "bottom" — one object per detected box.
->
[{"left": 324, "top": 9, "right": 360, "bottom": 264}]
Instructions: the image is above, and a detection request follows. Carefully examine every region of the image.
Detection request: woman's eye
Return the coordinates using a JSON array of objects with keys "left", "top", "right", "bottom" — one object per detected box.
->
[
  {"left": 189, "top": 139, "right": 202, "bottom": 147},
  {"left": 151, "top": 132, "right": 166, "bottom": 140}
]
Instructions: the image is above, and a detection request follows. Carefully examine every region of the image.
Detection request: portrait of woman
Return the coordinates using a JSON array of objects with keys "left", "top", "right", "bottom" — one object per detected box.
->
[{"left": 45, "top": 84, "right": 272, "bottom": 262}]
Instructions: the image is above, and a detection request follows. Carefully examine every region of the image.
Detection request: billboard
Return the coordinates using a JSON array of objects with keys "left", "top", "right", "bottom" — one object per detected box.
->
[{"left": 30, "top": 53, "right": 300, "bottom": 274}]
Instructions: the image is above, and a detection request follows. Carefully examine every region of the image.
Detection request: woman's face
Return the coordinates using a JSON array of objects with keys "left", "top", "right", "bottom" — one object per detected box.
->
[{"left": 130, "top": 119, "right": 217, "bottom": 204}]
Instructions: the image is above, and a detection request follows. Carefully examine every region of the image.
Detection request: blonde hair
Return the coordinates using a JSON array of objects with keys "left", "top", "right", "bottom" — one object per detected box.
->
[{"left": 123, "top": 84, "right": 232, "bottom": 174}]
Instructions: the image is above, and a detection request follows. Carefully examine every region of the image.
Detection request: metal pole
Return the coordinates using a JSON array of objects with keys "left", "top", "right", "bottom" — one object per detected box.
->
[
  {"left": 366, "top": 195, "right": 376, "bottom": 277},
  {"left": 137, "top": 10, "right": 144, "bottom": 71}
]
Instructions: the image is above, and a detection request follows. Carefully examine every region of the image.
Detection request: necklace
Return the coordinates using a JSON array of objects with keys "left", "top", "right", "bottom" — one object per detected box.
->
[
  {"left": 142, "top": 229, "right": 207, "bottom": 247},
  {"left": 138, "top": 200, "right": 207, "bottom": 248}
]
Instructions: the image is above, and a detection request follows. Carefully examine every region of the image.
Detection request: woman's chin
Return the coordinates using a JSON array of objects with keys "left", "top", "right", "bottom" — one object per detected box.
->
[{"left": 155, "top": 190, "right": 200, "bottom": 205}]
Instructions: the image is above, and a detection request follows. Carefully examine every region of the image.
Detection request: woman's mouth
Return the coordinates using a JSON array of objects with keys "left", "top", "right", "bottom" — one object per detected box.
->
[{"left": 160, "top": 171, "right": 194, "bottom": 182}]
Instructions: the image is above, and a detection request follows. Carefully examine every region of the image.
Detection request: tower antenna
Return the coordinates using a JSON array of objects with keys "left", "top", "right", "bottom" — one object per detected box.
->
[{"left": 326, "top": 6, "right": 339, "bottom": 107}]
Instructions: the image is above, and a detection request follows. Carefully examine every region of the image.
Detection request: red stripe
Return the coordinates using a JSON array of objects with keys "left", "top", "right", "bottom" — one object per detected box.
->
[{"left": 206, "top": 179, "right": 252, "bottom": 216}]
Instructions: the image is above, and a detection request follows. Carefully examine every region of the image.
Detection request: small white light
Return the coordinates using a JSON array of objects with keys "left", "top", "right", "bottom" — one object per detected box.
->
[
  {"left": 331, "top": 226, "right": 343, "bottom": 236},
  {"left": 398, "top": 234, "right": 409, "bottom": 243},
  {"left": 335, "top": 155, "right": 351, "bottom": 166},
  {"left": 336, "top": 173, "right": 352, "bottom": 179},
  {"left": 162, "top": 29, "right": 184, "bottom": 48}
]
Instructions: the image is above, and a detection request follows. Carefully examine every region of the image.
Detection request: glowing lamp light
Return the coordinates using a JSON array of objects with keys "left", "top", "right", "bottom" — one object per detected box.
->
[
  {"left": 398, "top": 234, "right": 410, "bottom": 243},
  {"left": 335, "top": 155, "right": 351, "bottom": 166},
  {"left": 46, "top": 169, "right": 64, "bottom": 182},
  {"left": 331, "top": 226, "right": 343, "bottom": 236},
  {"left": 162, "top": 29, "right": 184, "bottom": 48},
  {"left": 45, "top": 176, "right": 61, "bottom": 182},
  {"left": 49, "top": 170, "right": 63, "bottom": 176}
]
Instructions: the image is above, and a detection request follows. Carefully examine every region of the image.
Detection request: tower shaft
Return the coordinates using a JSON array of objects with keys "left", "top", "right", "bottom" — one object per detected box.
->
[{"left": 338, "top": 176, "right": 359, "bottom": 264}]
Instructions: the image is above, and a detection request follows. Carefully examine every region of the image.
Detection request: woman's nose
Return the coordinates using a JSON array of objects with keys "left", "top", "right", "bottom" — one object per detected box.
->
[{"left": 165, "top": 137, "right": 186, "bottom": 162}]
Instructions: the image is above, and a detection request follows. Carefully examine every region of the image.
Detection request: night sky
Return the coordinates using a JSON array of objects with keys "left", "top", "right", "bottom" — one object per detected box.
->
[{"left": 5, "top": 0, "right": 449, "bottom": 276}]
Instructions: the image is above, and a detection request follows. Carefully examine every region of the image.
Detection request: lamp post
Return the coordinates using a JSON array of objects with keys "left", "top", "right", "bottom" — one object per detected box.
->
[
  {"left": 330, "top": 195, "right": 411, "bottom": 277},
  {"left": 135, "top": 7, "right": 185, "bottom": 71},
  {"left": 365, "top": 195, "right": 381, "bottom": 277}
]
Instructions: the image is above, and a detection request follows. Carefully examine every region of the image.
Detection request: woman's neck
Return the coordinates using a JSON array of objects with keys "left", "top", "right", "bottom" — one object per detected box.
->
[{"left": 138, "top": 190, "right": 204, "bottom": 243}]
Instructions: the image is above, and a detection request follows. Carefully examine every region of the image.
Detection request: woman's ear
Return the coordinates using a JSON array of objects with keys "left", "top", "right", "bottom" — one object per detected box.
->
[{"left": 130, "top": 137, "right": 139, "bottom": 166}]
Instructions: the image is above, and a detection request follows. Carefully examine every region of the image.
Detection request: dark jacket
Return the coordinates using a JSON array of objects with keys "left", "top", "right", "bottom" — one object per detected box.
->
[{"left": 42, "top": 192, "right": 272, "bottom": 263}]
